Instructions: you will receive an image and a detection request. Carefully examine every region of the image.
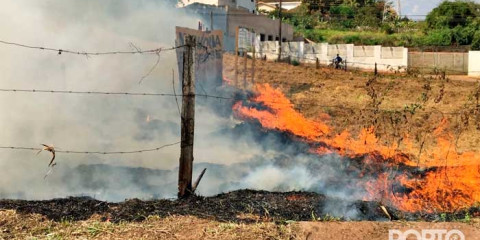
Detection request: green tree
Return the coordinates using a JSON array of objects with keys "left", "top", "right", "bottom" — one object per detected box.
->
[
  {"left": 426, "top": 1, "right": 480, "bottom": 29},
  {"left": 329, "top": 4, "right": 356, "bottom": 28}
]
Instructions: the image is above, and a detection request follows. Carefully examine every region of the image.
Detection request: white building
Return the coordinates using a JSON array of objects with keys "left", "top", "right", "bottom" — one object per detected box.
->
[
  {"left": 179, "top": 0, "right": 257, "bottom": 13},
  {"left": 258, "top": 1, "right": 301, "bottom": 12}
]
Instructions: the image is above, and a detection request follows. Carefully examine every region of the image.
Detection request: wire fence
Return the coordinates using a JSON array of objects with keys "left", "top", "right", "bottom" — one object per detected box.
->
[
  {"left": 0, "top": 39, "right": 183, "bottom": 56},
  {"left": 0, "top": 36, "right": 478, "bottom": 157},
  {"left": 0, "top": 141, "right": 180, "bottom": 155}
]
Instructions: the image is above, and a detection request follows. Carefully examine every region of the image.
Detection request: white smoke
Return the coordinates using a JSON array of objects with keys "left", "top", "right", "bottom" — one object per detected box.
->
[
  {"left": 0, "top": 1, "right": 368, "bottom": 219},
  {"left": 0, "top": 0, "right": 290, "bottom": 200},
  {"left": 0, "top": 0, "right": 194, "bottom": 199}
]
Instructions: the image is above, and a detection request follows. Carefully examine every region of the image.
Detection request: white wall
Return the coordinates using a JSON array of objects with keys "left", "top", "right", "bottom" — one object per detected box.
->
[
  {"left": 264, "top": 1, "right": 301, "bottom": 10},
  {"left": 468, "top": 51, "right": 480, "bottom": 77},
  {"left": 256, "top": 41, "right": 408, "bottom": 72}
]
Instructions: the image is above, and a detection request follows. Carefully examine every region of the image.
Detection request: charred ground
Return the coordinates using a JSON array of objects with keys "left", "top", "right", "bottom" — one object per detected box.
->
[{"left": 1, "top": 190, "right": 479, "bottom": 224}]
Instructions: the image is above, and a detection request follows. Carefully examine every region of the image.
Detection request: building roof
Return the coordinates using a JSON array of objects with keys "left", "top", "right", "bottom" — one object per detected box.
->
[
  {"left": 258, "top": 1, "right": 302, "bottom": 11},
  {"left": 258, "top": 0, "right": 301, "bottom": 3}
]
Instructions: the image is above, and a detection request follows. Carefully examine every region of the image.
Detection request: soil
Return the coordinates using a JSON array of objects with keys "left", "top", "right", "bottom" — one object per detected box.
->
[{"left": 2, "top": 209, "right": 480, "bottom": 239}]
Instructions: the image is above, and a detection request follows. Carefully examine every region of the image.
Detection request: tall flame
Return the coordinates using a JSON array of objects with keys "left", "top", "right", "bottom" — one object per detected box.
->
[{"left": 234, "top": 84, "right": 480, "bottom": 213}]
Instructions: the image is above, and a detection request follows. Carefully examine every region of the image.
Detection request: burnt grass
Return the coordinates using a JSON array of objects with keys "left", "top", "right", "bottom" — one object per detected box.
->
[
  {"left": 1, "top": 189, "right": 477, "bottom": 223},
  {"left": 0, "top": 190, "right": 388, "bottom": 223}
]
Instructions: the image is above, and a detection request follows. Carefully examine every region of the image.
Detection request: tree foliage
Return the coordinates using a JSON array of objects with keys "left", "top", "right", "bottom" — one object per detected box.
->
[
  {"left": 424, "top": 1, "right": 480, "bottom": 46},
  {"left": 426, "top": 1, "right": 479, "bottom": 29},
  {"left": 281, "top": 0, "right": 480, "bottom": 47}
]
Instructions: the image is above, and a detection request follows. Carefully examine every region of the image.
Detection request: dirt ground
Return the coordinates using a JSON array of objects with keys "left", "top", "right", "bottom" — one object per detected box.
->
[
  {"left": 2, "top": 210, "right": 480, "bottom": 240},
  {"left": 1, "top": 190, "right": 479, "bottom": 239},
  {"left": 223, "top": 54, "right": 480, "bottom": 152}
]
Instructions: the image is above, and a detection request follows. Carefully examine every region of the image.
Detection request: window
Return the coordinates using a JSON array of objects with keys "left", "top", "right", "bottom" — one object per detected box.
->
[
  {"left": 268, "top": 35, "right": 273, "bottom": 41},
  {"left": 260, "top": 34, "right": 266, "bottom": 41}
]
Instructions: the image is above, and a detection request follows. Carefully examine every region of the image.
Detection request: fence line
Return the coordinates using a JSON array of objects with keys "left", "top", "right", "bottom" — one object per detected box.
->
[
  {"left": 0, "top": 88, "right": 234, "bottom": 100},
  {"left": 0, "top": 85, "right": 476, "bottom": 116},
  {"left": 0, "top": 39, "right": 183, "bottom": 56},
  {"left": 0, "top": 141, "right": 180, "bottom": 155}
]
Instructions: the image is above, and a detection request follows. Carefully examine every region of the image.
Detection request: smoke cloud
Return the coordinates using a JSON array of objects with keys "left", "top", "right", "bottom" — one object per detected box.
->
[{"left": 0, "top": 0, "right": 369, "bottom": 219}]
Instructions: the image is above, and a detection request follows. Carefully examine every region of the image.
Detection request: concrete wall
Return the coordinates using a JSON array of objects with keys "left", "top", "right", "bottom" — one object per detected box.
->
[
  {"left": 183, "top": 4, "right": 294, "bottom": 52},
  {"left": 243, "top": 39, "right": 480, "bottom": 75},
  {"left": 256, "top": 42, "right": 408, "bottom": 71},
  {"left": 409, "top": 52, "right": 468, "bottom": 74},
  {"left": 184, "top": 4, "right": 228, "bottom": 31},
  {"left": 469, "top": 51, "right": 480, "bottom": 77},
  {"left": 226, "top": 8, "right": 294, "bottom": 51}
]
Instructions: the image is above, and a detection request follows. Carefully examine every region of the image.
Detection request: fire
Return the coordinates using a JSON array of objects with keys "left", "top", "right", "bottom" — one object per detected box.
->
[
  {"left": 234, "top": 83, "right": 480, "bottom": 213},
  {"left": 233, "top": 84, "right": 330, "bottom": 141}
]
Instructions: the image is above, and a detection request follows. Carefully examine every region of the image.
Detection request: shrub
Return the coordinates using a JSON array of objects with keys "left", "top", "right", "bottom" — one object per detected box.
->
[
  {"left": 381, "top": 23, "right": 396, "bottom": 35},
  {"left": 423, "top": 29, "right": 452, "bottom": 46},
  {"left": 471, "top": 31, "right": 480, "bottom": 50},
  {"left": 452, "top": 25, "right": 476, "bottom": 45},
  {"left": 343, "top": 34, "right": 361, "bottom": 44}
]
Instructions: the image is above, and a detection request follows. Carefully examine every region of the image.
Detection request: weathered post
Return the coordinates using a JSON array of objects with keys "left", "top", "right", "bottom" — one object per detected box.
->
[
  {"left": 244, "top": 49, "right": 248, "bottom": 89},
  {"left": 277, "top": 0, "right": 282, "bottom": 61},
  {"left": 210, "top": 11, "right": 213, "bottom": 31},
  {"left": 178, "top": 36, "right": 196, "bottom": 198},
  {"left": 235, "top": 27, "right": 239, "bottom": 87},
  {"left": 316, "top": 57, "right": 320, "bottom": 69},
  {"left": 375, "top": 62, "right": 378, "bottom": 76},
  {"left": 252, "top": 34, "right": 256, "bottom": 86}
]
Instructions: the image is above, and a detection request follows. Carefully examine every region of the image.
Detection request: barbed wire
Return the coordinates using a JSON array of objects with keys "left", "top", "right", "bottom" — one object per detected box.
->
[
  {"left": 0, "top": 141, "right": 180, "bottom": 155},
  {"left": 0, "top": 86, "right": 476, "bottom": 116},
  {"left": 0, "top": 39, "right": 183, "bottom": 56},
  {"left": 0, "top": 88, "right": 232, "bottom": 100}
]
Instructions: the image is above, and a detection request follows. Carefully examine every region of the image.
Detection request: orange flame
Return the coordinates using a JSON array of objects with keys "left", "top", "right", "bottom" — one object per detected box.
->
[
  {"left": 234, "top": 84, "right": 480, "bottom": 213},
  {"left": 233, "top": 84, "right": 330, "bottom": 141}
]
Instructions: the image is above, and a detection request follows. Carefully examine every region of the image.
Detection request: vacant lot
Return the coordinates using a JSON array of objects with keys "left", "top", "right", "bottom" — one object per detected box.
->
[{"left": 2, "top": 57, "right": 480, "bottom": 240}]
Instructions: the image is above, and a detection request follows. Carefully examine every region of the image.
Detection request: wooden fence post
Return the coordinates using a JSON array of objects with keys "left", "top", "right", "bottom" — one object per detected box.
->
[
  {"left": 243, "top": 50, "right": 248, "bottom": 89},
  {"left": 178, "top": 36, "right": 196, "bottom": 199},
  {"left": 235, "top": 26, "right": 239, "bottom": 87},
  {"left": 252, "top": 35, "right": 256, "bottom": 87}
]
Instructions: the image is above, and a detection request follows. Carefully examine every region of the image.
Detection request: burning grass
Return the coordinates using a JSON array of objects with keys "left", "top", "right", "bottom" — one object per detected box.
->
[
  {"left": 233, "top": 83, "right": 480, "bottom": 214},
  {"left": 224, "top": 54, "right": 480, "bottom": 214}
]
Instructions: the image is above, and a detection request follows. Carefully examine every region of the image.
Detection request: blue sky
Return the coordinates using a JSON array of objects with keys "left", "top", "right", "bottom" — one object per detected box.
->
[{"left": 400, "top": 0, "right": 480, "bottom": 19}]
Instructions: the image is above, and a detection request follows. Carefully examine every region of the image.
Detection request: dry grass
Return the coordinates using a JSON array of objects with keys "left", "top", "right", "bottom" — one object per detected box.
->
[
  {"left": 3, "top": 210, "right": 480, "bottom": 240},
  {"left": 0, "top": 210, "right": 300, "bottom": 240},
  {"left": 224, "top": 54, "right": 480, "bottom": 152}
]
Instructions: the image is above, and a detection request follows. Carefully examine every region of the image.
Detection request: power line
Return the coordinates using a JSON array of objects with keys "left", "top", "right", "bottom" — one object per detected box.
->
[
  {"left": 0, "top": 39, "right": 183, "bottom": 56},
  {"left": 0, "top": 141, "right": 180, "bottom": 155}
]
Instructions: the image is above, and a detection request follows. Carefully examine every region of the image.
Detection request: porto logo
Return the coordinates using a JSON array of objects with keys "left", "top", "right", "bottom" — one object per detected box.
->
[{"left": 389, "top": 229, "right": 465, "bottom": 240}]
